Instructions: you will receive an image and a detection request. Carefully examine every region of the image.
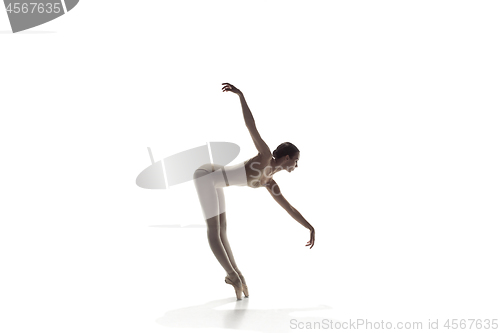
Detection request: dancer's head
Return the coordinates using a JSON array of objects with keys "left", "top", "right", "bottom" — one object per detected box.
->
[{"left": 273, "top": 142, "right": 300, "bottom": 172}]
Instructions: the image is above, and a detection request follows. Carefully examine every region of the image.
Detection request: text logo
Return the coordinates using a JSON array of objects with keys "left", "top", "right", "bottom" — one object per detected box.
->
[{"left": 3, "top": 0, "right": 79, "bottom": 33}]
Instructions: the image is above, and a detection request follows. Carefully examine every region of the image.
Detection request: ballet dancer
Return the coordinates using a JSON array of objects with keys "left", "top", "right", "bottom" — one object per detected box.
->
[{"left": 192, "top": 83, "right": 315, "bottom": 300}]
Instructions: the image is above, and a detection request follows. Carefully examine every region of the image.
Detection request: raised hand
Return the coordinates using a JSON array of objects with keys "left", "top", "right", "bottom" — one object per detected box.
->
[
  {"left": 306, "top": 227, "right": 315, "bottom": 249},
  {"left": 222, "top": 83, "right": 243, "bottom": 96}
]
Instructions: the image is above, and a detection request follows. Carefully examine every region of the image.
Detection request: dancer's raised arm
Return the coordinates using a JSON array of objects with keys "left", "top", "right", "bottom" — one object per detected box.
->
[{"left": 222, "top": 83, "right": 271, "bottom": 157}]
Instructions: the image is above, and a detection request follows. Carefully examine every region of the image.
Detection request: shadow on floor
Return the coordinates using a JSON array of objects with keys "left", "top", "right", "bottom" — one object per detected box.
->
[{"left": 156, "top": 297, "right": 333, "bottom": 333}]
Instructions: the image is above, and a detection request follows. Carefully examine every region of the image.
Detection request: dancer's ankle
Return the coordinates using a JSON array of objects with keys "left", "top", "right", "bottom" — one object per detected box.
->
[
  {"left": 228, "top": 271, "right": 241, "bottom": 284},
  {"left": 236, "top": 272, "right": 246, "bottom": 285}
]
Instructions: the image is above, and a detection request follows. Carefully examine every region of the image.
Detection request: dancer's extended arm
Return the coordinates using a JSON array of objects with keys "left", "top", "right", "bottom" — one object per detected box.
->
[
  {"left": 222, "top": 83, "right": 271, "bottom": 157},
  {"left": 266, "top": 179, "right": 311, "bottom": 228},
  {"left": 266, "top": 179, "right": 316, "bottom": 249},
  {"left": 266, "top": 179, "right": 315, "bottom": 248}
]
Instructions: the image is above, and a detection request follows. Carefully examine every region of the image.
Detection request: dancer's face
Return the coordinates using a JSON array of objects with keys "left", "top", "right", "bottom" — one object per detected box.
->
[{"left": 286, "top": 152, "right": 300, "bottom": 172}]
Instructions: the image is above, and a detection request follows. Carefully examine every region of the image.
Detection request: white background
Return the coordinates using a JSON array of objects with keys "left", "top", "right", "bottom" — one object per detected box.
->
[{"left": 1, "top": 1, "right": 499, "bottom": 332}]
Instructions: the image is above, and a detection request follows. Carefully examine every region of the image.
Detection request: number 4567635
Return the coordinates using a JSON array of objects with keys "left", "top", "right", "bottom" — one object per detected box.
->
[
  {"left": 444, "top": 319, "right": 498, "bottom": 330},
  {"left": 6, "top": 3, "right": 61, "bottom": 14}
]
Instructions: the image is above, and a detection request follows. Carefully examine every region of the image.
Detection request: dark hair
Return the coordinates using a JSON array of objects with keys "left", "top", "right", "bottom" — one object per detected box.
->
[{"left": 273, "top": 142, "right": 300, "bottom": 159}]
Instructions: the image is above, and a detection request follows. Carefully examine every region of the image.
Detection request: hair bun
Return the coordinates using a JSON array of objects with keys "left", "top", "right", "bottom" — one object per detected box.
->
[{"left": 273, "top": 142, "right": 299, "bottom": 160}]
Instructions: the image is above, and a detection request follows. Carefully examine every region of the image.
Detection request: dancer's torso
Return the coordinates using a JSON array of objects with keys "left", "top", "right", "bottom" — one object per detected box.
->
[
  {"left": 243, "top": 153, "right": 274, "bottom": 188},
  {"left": 199, "top": 153, "right": 274, "bottom": 189}
]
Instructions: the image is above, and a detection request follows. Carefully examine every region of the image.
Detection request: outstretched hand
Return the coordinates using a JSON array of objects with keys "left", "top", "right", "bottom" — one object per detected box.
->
[
  {"left": 306, "top": 227, "right": 315, "bottom": 249},
  {"left": 222, "top": 83, "right": 243, "bottom": 96}
]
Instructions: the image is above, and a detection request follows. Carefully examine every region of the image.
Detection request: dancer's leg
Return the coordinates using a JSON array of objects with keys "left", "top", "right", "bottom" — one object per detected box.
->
[
  {"left": 205, "top": 214, "right": 239, "bottom": 278},
  {"left": 193, "top": 169, "right": 239, "bottom": 279},
  {"left": 220, "top": 213, "right": 247, "bottom": 285},
  {"left": 216, "top": 188, "right": 246, "bottom": 285}
]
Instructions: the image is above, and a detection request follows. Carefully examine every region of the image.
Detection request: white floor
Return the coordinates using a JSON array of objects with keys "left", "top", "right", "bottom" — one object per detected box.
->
[{"left": 2, "top": 198, "right": 499, "bottom": 332}]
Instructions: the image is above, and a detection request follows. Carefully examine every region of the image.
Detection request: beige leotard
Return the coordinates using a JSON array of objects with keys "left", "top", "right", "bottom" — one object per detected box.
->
[{"left": 192, "top": 158, "right": 270, "bottom": 220}]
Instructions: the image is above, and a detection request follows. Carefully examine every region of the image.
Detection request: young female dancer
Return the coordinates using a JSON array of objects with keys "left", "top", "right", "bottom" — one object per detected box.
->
[{"left": 192, "top": 83, "right": 315, "bottom": 300}]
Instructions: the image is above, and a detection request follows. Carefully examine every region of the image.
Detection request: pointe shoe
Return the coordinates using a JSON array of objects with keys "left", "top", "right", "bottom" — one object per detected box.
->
[
  {"left": 237, "top": 274, "right": 249, "bottom": 297},
  {"left": 242, "top": 283, "right": 249, "bottom": 298},
  {"left": 224, "top": 275, "right": 243, "bottom": 300}
]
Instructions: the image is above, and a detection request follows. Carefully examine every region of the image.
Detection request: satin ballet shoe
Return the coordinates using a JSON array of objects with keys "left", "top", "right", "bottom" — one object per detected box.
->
[
  {"left": 237, "top": 274, "right": 249, "bottom": 297},
  {"left": 224, "top": 275, "right": 243, "bottom": 300},
  {"left": 242, "top": 283, "right": 249, "bottom": 298}
]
